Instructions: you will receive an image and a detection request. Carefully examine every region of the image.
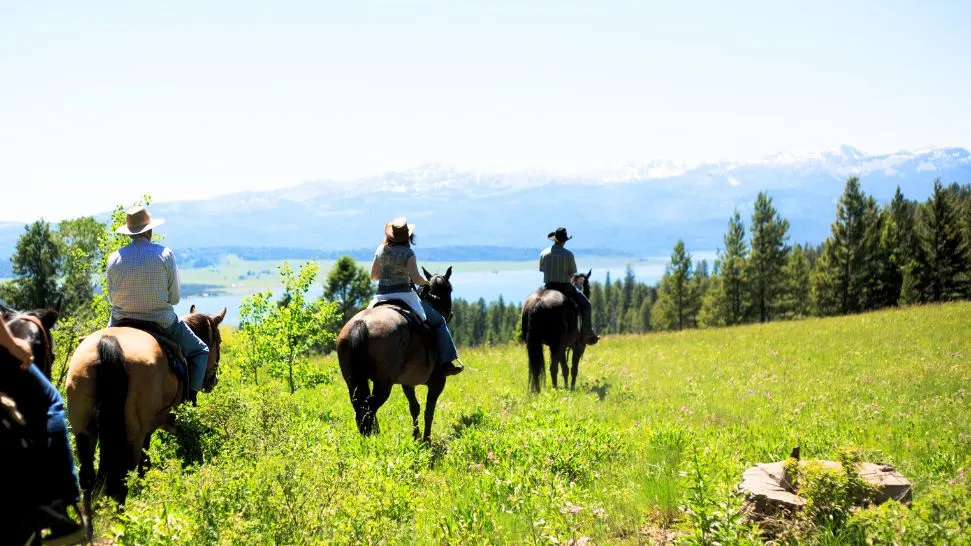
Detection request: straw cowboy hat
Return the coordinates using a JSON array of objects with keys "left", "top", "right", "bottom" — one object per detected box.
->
[
  {"left": 115, "top": 206, "right": 165, "bottom": 235},
  {"left": 548, "top": 227, "right": 572, "bottom": 242},
  {"left": 385, "top": 217, "right": 415, "bottom": 244}
]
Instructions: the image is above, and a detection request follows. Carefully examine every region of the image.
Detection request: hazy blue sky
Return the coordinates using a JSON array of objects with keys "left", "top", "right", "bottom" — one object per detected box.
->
[{"left": 1, "top": 0, "right": 969, "bottom": 221}]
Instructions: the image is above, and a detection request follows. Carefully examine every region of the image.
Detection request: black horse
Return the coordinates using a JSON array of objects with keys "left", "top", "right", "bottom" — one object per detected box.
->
[
  {"left": 336, "top": 267, "right": 455, "bottom": 442},
  {"left": 521, "top": 271, "right": 592, "bottom": 392}
]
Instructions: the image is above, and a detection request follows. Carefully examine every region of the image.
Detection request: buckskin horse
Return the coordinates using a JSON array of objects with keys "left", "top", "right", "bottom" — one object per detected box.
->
[
  {"left": 337, "top": 267, "right": 453, "bottom": 442},
  {"left": 521, "top": 271, "right": 592, "bottom": 392},
  {"left": 65, "top": 305, "right": 225, "bottom": 517}
]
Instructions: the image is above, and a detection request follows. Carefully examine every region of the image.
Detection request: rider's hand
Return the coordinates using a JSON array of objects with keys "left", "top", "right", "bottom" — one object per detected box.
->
[{"left": 7, "top": 338, "right": 34, "bottom": 370}]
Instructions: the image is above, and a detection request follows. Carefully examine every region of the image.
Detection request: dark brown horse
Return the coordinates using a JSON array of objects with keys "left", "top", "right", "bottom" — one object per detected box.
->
[
  {"left": 1, "top": 302, "right": 60, "bottom": 379},
  {"left": 337, "top": 267, "right": 453, "bottom": 442},
  {"left": 65, "top": 305, "right": 225, "bottom": 516},
  {"left": 521, "top": 271, "right": 592, "bottom": 392}
]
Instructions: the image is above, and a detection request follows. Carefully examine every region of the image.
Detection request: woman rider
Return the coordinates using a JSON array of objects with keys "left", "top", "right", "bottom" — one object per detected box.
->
[{"left": 369, "top": 217, "right": 464, "bottom": 376}]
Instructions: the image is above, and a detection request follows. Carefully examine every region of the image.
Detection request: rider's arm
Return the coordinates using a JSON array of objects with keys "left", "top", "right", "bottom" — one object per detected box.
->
[
  {"left": 0, "top": 320, "right": 33, "bottom": 370},
  {"left": 407, "top": 256, "right": 427, "bottom": 287},
  {"left": 165, "top": 250, "right": 181, "bottom": 305},
  {"left": 568, "top": 252, "right": 578, "bottom": 276},
  {"left": 370, "top": 256, "right": 380, "bottom": 282}
]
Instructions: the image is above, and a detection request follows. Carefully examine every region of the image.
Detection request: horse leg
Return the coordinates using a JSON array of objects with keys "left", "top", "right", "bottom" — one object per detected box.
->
[
  {"left": 138, "top": 431, "right": 154, "bottom": 478},
  {"left": 422, "top": 374, "right": 446, "bottom": 443},
  {"left": 402, "top": 385, "right": 422, "bottom": 441},
  {"left": 366, "top": 381, "right": 393, "bottom": 435},
  {"left": 347, "top": 379, "right": 371, "bottom": 435},
  {"left": 549, "top": 346, "right": 559, "bottom": 389},
  {"left": 570, "top": 345, "right": 585, "bottom": 391},
  {"left": 560, "top": 348, "right": 571, "bottom": 388},
  {"left": 75, "top": 429, "right": 97, "bottom": 524}
]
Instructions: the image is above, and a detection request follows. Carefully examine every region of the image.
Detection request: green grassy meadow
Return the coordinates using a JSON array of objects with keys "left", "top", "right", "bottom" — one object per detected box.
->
[{"left": 105, "top": 303, "right": 971, "bottom": 544}]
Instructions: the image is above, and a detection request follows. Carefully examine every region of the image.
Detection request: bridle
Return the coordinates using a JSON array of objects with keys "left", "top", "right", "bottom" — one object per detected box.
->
[{"left": 418, "top": 278, "right": 453, "bottom": 323}]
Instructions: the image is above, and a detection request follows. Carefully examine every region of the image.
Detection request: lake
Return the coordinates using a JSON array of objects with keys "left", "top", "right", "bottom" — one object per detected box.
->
[{"left": 175, "top": 253, "right": 716, "bottom": 326}]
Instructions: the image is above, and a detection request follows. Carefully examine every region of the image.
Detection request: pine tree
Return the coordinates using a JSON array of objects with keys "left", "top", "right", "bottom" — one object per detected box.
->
[
  {"left": 1, "top": 220, "right": 62, "bottom": 309},
  {"left": 781, "top": 243, "right": 812, "bottom": 318},
  {"left": 811, "top": 177, "right": 882, "bottom": 315},
  {"left": 697, "top": 267, "right": 728, "bottom": 328},
  {"left": 878, "top": 187, "right": 917, "bottom": 306},
  {"left": 651, "top": 240, "right": 694, "bottom": 331},
  {"left": 747, "top": 192, "right": 790, "bottom": 322},
  {"left": 56, "top": 216, "right": 105, "bottom": 317},
  {"left": 912, "top": 179, "right": 971, "bottom": 301},
  {"left": 323, "top": 256, "right": 374, "bottom": 321}
]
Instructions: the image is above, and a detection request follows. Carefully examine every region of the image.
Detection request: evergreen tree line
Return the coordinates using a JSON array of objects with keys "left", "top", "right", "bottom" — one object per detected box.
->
[{"left": 657, "top": 177, "right": 971, "bottom": 330}]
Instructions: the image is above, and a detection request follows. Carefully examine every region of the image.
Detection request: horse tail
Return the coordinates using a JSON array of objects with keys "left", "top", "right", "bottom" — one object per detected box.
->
[
  {"left": 525, "top": 309, "right": 546, "bottom": 393},
  {"left": 344, "top": 320, "right": 374, "bottom": 434},
  {"left": 95, "top": 335, "right": 130, "bottom": 502}
]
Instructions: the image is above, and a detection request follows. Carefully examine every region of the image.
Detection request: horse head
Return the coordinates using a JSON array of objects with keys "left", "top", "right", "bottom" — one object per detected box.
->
[
  {"left": 184, "top": 305, "right": 227, "bottom": 392},
  {"left": 571, "top": 269, "right": 592, "bottom": 299},
  {"left": 3, "top": 301, "right": 61, "bottom": 378},
  {"left": 420, "top": 266, "right": 454, "bottom": 322}
]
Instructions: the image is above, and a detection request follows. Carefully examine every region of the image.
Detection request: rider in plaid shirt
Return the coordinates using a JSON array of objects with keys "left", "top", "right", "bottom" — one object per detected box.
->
[{"left": 106, "top": 207, "right": 209, "bottom": 402}]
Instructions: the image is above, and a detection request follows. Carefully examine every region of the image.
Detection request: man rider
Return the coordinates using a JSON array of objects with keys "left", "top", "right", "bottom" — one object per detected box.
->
[
  {"left": 106, "top": 206, "right": 209, "bottom": 403},
  {"left": 539, "top": 227, "right": 599, "bottom": 345}
]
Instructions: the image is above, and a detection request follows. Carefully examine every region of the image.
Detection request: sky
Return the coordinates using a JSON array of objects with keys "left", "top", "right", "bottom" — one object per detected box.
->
[{"left": 1, "top": 0, "right": 970, "bottom": 222}]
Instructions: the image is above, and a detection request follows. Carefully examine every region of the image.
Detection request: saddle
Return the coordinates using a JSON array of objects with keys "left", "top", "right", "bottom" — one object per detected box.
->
[
  {"left": 112, "top": 319, "right": 190, "bottom": 403},
  {"left": 543, "top": 283, "right": 584, "bottom": 335},
  {"left": 373, "top": 300, "right": 439, "bottom": 366}
]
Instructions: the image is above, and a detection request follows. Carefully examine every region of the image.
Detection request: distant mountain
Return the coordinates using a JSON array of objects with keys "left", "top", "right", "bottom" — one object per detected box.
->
[{"left": 2, "top": 146, "right": 970, "bottom": 268}]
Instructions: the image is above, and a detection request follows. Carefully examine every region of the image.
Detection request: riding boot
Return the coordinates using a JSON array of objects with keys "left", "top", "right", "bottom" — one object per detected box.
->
[
  {"left": 187, "top": 390, "right": 199, "bottom": 406},
  {"left": 440, "top": 359, "right": 465, "bottom": 376}
]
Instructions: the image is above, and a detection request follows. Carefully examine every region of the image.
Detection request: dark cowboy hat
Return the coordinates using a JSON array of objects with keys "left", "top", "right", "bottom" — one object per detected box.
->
[{"left": 547, "top": 227, "right": 572, "bottom": 242}]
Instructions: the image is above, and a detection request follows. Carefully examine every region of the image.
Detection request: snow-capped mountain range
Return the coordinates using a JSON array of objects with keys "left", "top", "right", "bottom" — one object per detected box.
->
[{"left": 2, "top": 146, "right": 970, "bottom": 270}]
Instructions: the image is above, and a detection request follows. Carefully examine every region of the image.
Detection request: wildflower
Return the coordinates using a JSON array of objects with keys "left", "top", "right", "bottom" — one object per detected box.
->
[
  {"left": 486, "top": 451, "right": 498, "bottom": 463},
  {"left": 593, "top": 507, "right": 607, "bottom": 519},
  {"left": 560, "top": 502, "right": 583, "bottom": 515}
]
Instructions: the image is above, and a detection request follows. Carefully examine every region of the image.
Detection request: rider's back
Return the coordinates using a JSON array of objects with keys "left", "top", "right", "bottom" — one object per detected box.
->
[{"left": 106, "top": 238, "right": 179, "bottom": 327}]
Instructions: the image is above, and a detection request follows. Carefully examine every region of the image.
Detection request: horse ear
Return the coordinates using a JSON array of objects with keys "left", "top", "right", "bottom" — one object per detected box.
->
[
  {"left": 445, "top": 266, "right": 452, "bottom": 281},
  {"left": 37, "top": 308, "right": 60, "bottom": 331},
  {"left": 190, "top": 304, "right": 196, "bottom": 314},
  {"left": 586, "top": 269, "right": 592, "bottom": 280},
  {"left": 213, "top": 307, "right": 227, "bottom": 325},
  {"left": 422, "top": 267, "right": 433, "bottom": 281}
]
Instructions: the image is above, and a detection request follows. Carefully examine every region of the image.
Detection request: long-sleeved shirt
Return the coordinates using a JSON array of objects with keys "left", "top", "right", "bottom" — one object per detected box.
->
[
  {"left": 539, "top": 243, "right": 578, "bottom": 284},
  {"left": 106, "top": 238, "right": 181, "bottom": 327}
]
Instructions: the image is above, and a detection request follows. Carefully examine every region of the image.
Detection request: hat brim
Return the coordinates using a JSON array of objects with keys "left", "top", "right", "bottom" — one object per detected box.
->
[
  {"left": 385, "top": 222, "right": 415, "bottom": 242},
  {"left": 548, "top": 232, "right": 572, "bottom": 241},
  {"left": 116, "top": 218, "right": 165, "bottom": 235}
]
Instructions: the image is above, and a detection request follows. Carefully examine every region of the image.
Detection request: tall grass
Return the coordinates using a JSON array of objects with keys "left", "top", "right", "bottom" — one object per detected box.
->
[{"left": 106, "top": 303, "right": 971, "bottom": 544}]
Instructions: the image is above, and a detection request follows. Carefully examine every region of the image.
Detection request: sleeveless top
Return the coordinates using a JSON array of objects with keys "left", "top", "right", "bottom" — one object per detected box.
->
[{"left": 374, "top": 244, "right": 415, "bottom": 294}]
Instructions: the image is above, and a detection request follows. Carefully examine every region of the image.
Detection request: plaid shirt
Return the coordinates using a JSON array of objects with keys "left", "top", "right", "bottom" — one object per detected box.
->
[
  {"left": 539, "top": 243, "right": 578, "bottom": 284},
  {"left": 106, "top": 238, "right": 181, "bottom": 327}
]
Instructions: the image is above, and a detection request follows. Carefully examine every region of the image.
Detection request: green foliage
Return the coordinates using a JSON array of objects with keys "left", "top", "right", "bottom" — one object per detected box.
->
[
  {"left": 238, "top": 261, "right": 341, "bottom": 393},
  {"left": 56, "top": 216, "right": 106, "bottom": 317},
  {"left": 323, "top": 255, "right": 374, "bottom": 321},
  {"left": 677, "top": 447, "right": 761, "bottom": 545}
]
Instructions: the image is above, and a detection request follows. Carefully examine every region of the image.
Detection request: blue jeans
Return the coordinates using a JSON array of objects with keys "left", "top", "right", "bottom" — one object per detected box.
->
[
  {"left": 0, "top": 363, "right": 80, "bottom": 505},
  {"left": 421, "top": 302, "right": 458, "bottom": 365},
  {"left": 164, "top": 320, "right": 210, "bottom": 392}
]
